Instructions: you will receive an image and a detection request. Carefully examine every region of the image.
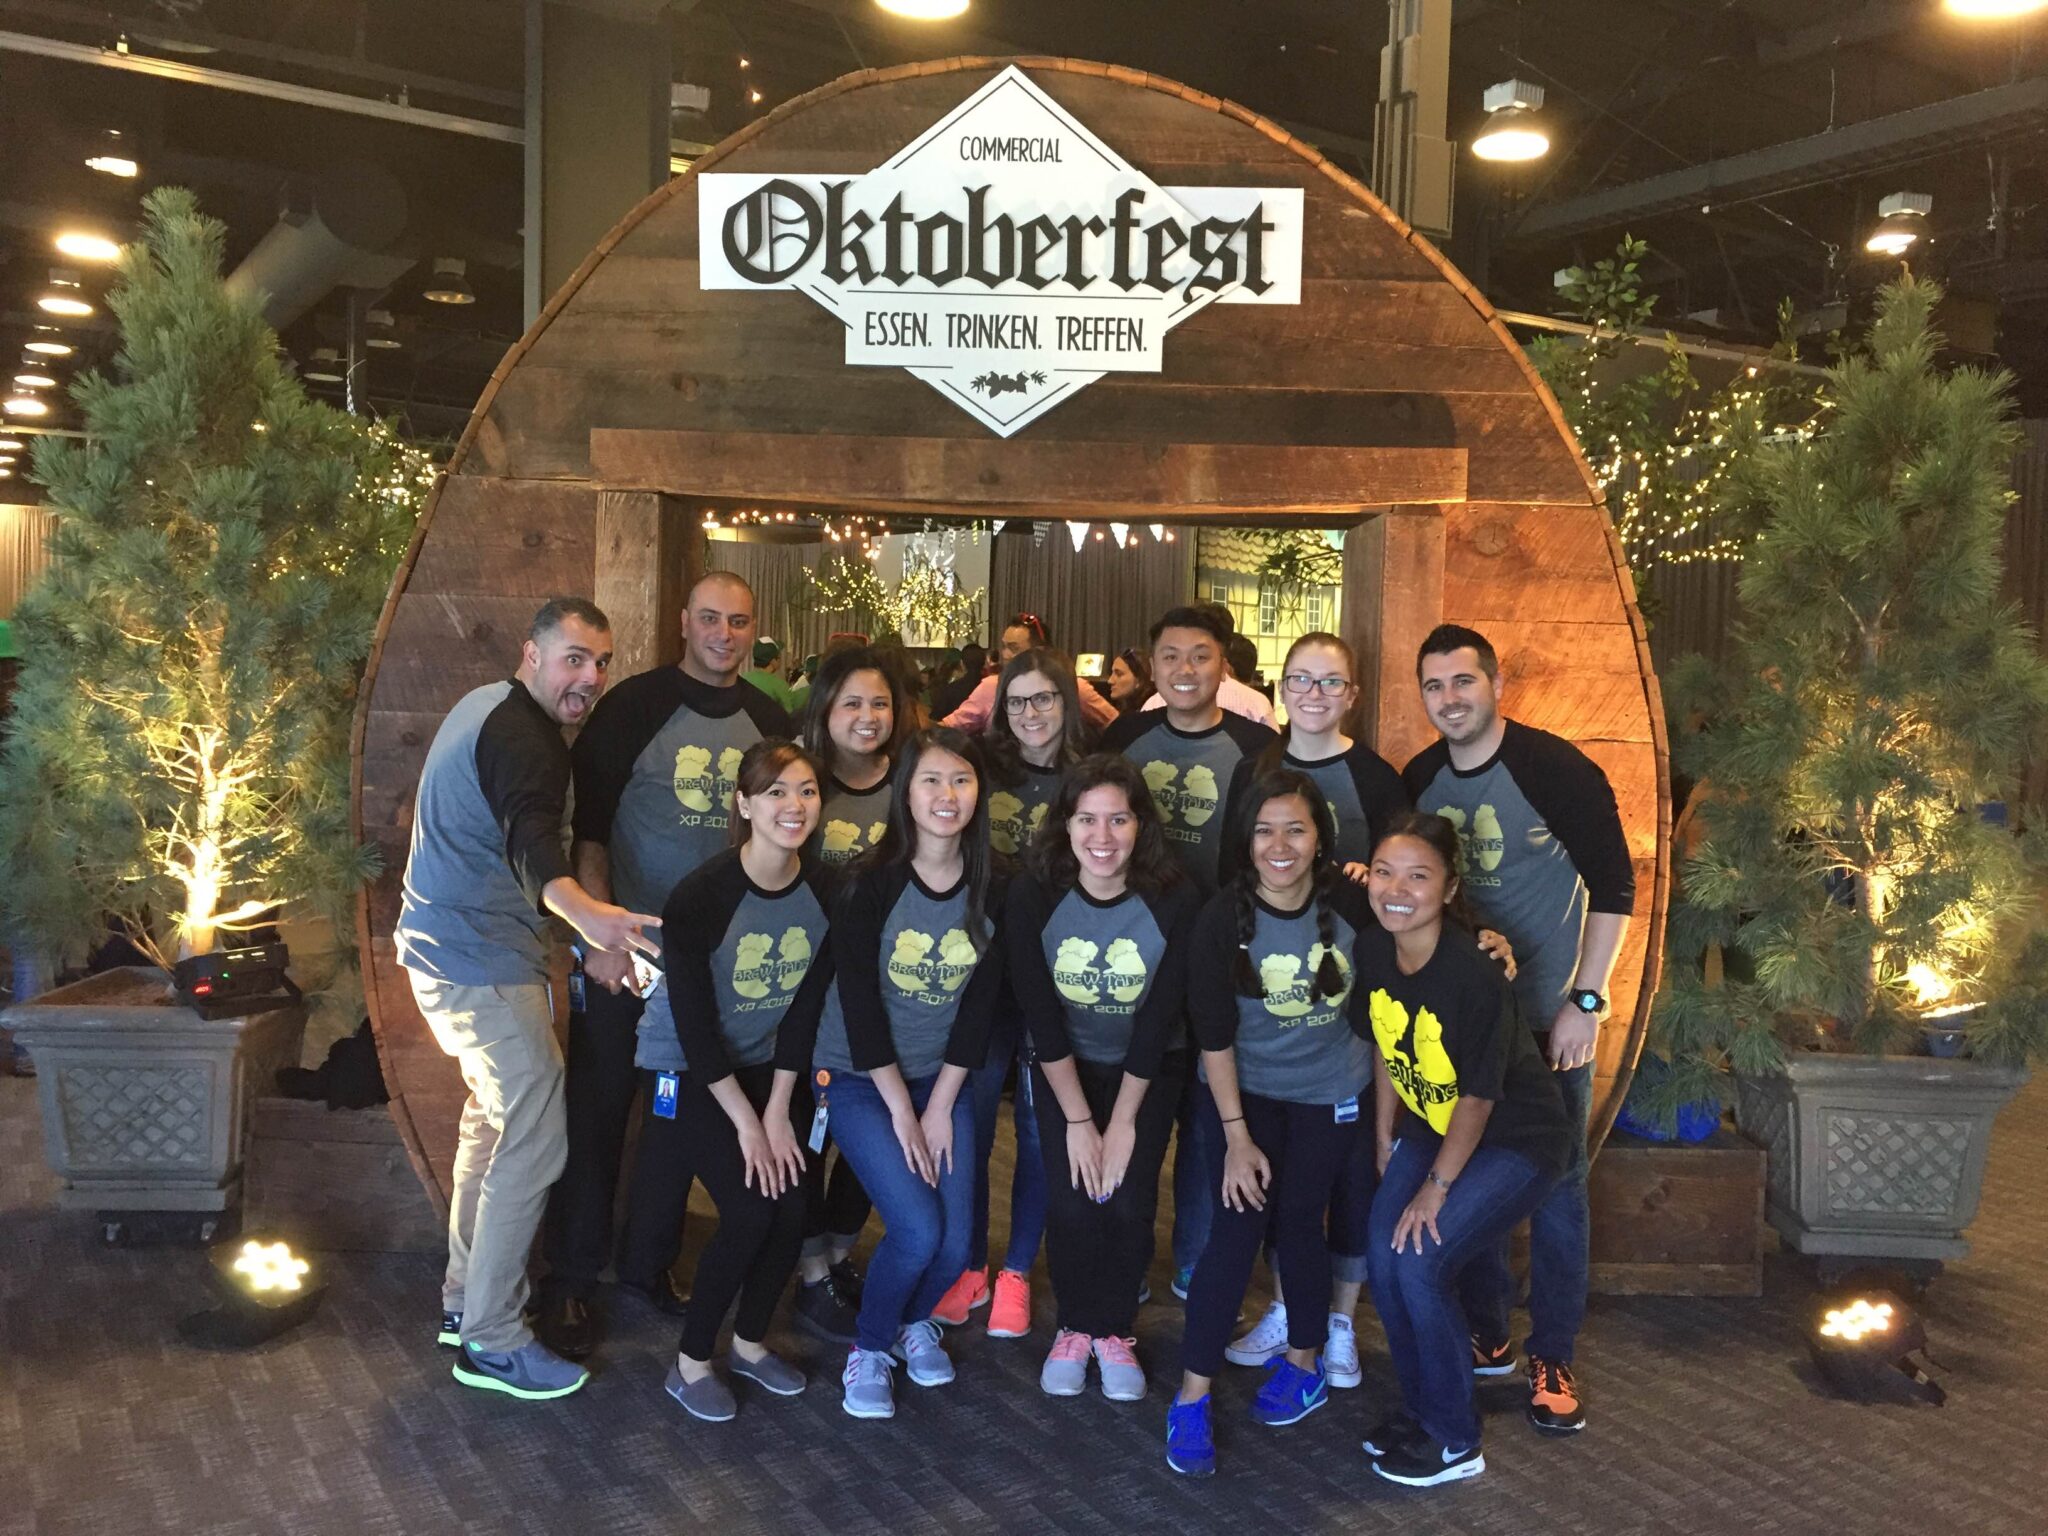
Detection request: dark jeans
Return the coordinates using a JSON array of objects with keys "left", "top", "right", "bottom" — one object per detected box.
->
[
  {"left": 826, "top": 1071, "right": 976, "bottom": 1354},
  {"left": 968, "top": 1022, "right": 1046, "bottom": 1275},
  {"left": 655, "top": 1065, "right": 807, "bottom": 1361},
  {"left": 543, "top": 982, "right": 674, "bottom": 1297},
  {"left": 1178, "top": 1088, "right": 1363, "bottom": 1379},
  {"left": 1456, "top": 1061, "right": 1592, "bottom": 1361},
  {"left": 1369, "top": 1138, "right": 1557, "bottom": 1448},
  {"left": 800, "top": 1068, "right": 873, "bottom": 1261},
  {"left": 1142, "top": 1074, "right": 1217, "bottom": 1283},
  {"left": 1031, "top": 1056, "right": 1181, "bottom": 1339}
]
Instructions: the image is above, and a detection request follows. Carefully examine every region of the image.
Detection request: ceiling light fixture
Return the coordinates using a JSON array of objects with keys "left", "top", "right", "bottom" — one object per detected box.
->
[
  {"left": 3, "top": 396, "right": 51, "bottom": 418},
  {"left": 1472, "top": 79, "right": 1549, "bottom": 162},
  {"left": 365, "top": 309, "right": 402, "bottom": 349},
  {"left": 13, "top": 374, "right": 56, "bottom": 390},
  {"left": 38, "top": 268, "right": 93, "bottom": 318},
  {"left": 303, "top": 348, "right": 346, "bottom": 384},
  {"left": 24, "top": 339, "right": 74, "bottom": 357},
  {"left": 0, "top": 438, "right": 24, "bottom": 451},
  {"left": 85, "top": 129, "right": 139, "bottom": 178},
  {"left": 875, "top": 0, "right": 970, "bottom": 19},
  {"left": 1943, "top": 0, "right": 2047, "bottom": 18},
  {"left": 422, "top": 257, "right": 476, "bottom": 305},
  {"left": 54, "top": 232, "right": 122, "bottom": 263},
  {"left": 1865, "top": 191, "right": 1932, "bottom": 256}
]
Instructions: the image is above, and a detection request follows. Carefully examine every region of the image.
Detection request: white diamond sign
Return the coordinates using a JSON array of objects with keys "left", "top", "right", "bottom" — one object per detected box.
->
[{"left": 698, "top": 67, "right": 1304, "bottom": 436}]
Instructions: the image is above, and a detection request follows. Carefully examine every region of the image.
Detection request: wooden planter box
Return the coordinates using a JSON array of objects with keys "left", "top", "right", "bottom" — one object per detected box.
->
[
  {"left": 3, "top": 966, "right": 303, "bottom": 1217},
  {"left": 1734, "top": 1053, "right": 2028, "bottom": 1264},
  {"left": 244, "top": 1096, "right": 443, "bottom": 1253},
  {"left": 1588, "top": 1129, "right": 1765, "bottom": 1296}
]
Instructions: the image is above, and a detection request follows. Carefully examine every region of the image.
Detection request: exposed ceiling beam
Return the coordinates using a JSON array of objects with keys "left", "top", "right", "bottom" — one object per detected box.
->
[
  {"left": 1755, "top": 1, "right": 1920, "bottom": 67},
  {"left": 1512, "top": 77, "right": 2048, "bottom": 242}
]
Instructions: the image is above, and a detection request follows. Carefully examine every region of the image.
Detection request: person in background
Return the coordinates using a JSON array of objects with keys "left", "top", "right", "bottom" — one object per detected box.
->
[
  {"left": 1165, "top": 770, "right": 1375, "bottom": 1477},
  {"left": 931, "top": 648, "right": 1092, "bottom": 1339},
  {"left": 1007, "top": 755, "right": 1198, "bottom": 1404},
  {"left": 779, "top": 728, "right": 1007, "bottom": 1420},
  {"left": 1100, "top": 606, "right": 1278, "bottom": 1302},
  {"left": 742, "top": 638, "right": 802, "bottom": 715},
  {"left": 646, "top": 739, "right": 832, "bottom": 1422},
  {"left": 1360, "top": 812, "right": 1569, "bottom": 1487},
  {"left": 1106, "top": 646, "right": 1153, "bottom": 716},
  {"left": 1225, "top": 636, "right": 1266, "bottom": 704},
  {"left": 1139, "top": 602, "right": 1277, "bottom": 729},
  {"left": 945, "top": 613, "right": 1118, "bottom": 736},
  {"left": 542, "top": 572, "right": 792, "bottom": 1362},
  {"left": 1403, "top": 623, "right": 1634, "bottom": 1439},
  {"left": 925, "top": 649, "right": 964, "bottom": 710},
  {"left": 395, "top": 597, "right": 660, "bottom": 1402},
  {"left": 930, "top": 641, "right": 987, "bottom": 722}
]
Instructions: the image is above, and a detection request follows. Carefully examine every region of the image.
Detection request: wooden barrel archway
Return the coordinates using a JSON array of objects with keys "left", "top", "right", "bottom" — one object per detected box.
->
[{"left": 352, "top": 57, "right": 1671, "bottom": 1210}]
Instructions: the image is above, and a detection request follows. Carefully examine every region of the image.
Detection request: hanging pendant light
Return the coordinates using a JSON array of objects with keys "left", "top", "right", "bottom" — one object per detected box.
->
[
  {"left": 1864, "top": 192, "right": 1931, "bottom": 256},
  {"left": 422, "top": 257, "right": 476, "bottom": 305},
  {"left": 1472, "top": 80, "right": 1549, "bottom": 162}
]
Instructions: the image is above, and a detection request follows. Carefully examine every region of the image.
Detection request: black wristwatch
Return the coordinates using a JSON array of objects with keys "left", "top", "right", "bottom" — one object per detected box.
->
[{"left": 1568, "top": 987, "right": 1607, "bottom": 1017}]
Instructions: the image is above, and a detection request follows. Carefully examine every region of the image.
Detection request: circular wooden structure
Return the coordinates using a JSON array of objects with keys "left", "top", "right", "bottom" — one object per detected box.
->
[{"left": 353, "top": 58, "right": 1671, "bottom": 1209}]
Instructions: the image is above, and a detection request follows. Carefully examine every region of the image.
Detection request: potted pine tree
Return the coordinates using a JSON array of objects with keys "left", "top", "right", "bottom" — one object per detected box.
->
[
  {"left": 0, "top": 189, "right": 418, "bottom": 1234},
  {"left": 1652, "top": 276, "right": 2048, "bottom": 1277}
]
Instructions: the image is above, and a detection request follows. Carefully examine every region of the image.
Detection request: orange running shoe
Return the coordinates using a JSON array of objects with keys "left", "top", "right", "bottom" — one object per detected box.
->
[
  {"left": 987, "top": 1267, "right": 1032, "bottom": 1338},
  {"left": 1527, "top": 1355, "right": 1586, "bottom": 1435},
  {"left": 931, "top": 1267, "right": 990, "bottom": 1327}
]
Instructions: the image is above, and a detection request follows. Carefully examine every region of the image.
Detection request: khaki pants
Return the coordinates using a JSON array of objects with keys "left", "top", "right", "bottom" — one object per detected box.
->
[{"left": 407, "top": 973, "right": 566, "bottom": 1353}]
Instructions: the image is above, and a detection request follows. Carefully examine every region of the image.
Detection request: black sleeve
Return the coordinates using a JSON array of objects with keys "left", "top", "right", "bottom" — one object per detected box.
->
[
  {"left": 569, "top": 668, "right": 683, "bottom": 847},
  {"left": 735, "top": 685, "right": 795, "bottom": 743},
  {"left": 473, "top": 691, "right": 573, "bottom": 909},
  {"left": 664, "top": 855, "right": 746, "bottom": 1084},
  {"left": 1185, "top": 890, "right": 1244, "bottom": 1053},
  {"left": 831, "top": 868, "right": 904, "bottom": 1074},
  {"left": 1219, "top": 712, "right": 1279, "bottom": 759},
  {"left": 1096, "top": 711, "right": 1149, "bottom": 755},
  {"left": 1121, "top": 882, "right": 1198, "bottom": 1079},
  {"left": 1329, "top": 879, "right": 1380, "bottom": 1038},
  {"left": 1449, "top": 945, "right": 1518, "bottom": 1104},
  {"left": 1504, "top": 724, "right": 1637, "bottom": 915},
  {"left": 1350, "top": 746, "right": 1413, "bottom": 848},
  {"left": 1215, "top": 754, "right": 1258, "bottom": 886},
  {"left": 944, "top": 877, "right": 1008, "bottom": 1071},
  {"left": 773, "top": 869, "right": 837, "bottom": 1074},
  {"left": 1400, "top": 740, "right": 1450, "bottom": 805},
  {"left": 1005, "top": 877, "right": 1072, "bottom": 1064}
]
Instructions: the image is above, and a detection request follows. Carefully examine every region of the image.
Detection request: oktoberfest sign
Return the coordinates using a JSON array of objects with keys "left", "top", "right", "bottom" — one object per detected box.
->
[{"left": 698, "top": 66, "right": 1305, "bottom": 436}]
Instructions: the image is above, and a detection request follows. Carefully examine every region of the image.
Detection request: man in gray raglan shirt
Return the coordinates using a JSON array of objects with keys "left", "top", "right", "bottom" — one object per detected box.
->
[
  {"left": 395, "top": 597, "right": 662, "bottom": 1402},
  {"left": 1402, "top": 623, "right": 1635, "bottom": 1440}
]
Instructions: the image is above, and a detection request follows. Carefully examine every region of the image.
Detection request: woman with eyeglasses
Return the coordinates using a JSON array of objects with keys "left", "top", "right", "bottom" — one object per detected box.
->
[
  {"left": 931, "top": 648, "right": 1093, "bottom": 1339},
  {"left": 943, "top": 612, "right": 1119, "bottom": 736},
  {"left": 1107, "top": 647, "right": 1153, "bottom": 716}
]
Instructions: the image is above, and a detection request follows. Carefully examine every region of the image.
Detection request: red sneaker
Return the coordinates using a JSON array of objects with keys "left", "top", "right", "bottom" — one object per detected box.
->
[
  {"left": 931, "top": 1267, "right": 990, "bottom": 1327},
  {"left": 987, "top": 1268, "right": 1032, "bottom": 1338}
]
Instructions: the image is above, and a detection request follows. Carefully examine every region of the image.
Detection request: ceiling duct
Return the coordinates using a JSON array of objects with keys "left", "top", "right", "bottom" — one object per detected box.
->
[{"left": 225, "top": 162, "right": 411, "bottom": 329}]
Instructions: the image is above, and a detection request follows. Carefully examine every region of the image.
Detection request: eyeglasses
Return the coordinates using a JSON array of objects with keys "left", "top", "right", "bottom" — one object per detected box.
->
[
  {"left": 1004, "top": 690, "right": 1060, "bottom": 715},
  {"left": 1281, "top": 673, "right": 1353, "bottom": 696}
]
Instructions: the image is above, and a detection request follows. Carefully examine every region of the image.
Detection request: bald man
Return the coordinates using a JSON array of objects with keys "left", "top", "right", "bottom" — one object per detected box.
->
[{"left": 538, "top": 572, "right": 793, "bottom": 1359}]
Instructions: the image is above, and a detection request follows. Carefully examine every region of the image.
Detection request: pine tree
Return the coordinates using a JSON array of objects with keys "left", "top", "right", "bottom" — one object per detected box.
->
[
  {"left": 1652, "top": 275, "right": 2048, "bottom": 1108},
  {"left": 0, "top": 187, "right": 426, "bottom": 966}
]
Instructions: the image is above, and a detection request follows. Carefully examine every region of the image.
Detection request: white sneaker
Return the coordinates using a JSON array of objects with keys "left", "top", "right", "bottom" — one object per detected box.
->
[
  {"left": 893, "top": 1318, "right": 955, "bottom": 1387},
  {"left": 1324, "top": 1312, "right": 1362, "bottom": 1388},
  {"left": 1224, "top": 1300, "right": 1289, "bottom": 1367}
]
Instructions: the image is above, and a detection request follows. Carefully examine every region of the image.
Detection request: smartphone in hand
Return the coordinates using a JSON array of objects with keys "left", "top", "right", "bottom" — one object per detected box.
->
[{"left": 628, "top": 950, "right": 663, "bottom": 1000}]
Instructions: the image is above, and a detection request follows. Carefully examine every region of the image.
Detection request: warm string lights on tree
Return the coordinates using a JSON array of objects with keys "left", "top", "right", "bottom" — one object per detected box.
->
[{"left": 796, "top": 549, "right": 983, "bottom": 644}]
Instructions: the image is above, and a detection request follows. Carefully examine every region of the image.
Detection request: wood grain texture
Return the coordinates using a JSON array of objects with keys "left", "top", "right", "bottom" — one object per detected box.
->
[
  {"left": 1587, "top": 1132, "right": 1765, "bottom": 1297},
  {"left": 353, "top": 56, "right": 1669, "bottom": 1205}
]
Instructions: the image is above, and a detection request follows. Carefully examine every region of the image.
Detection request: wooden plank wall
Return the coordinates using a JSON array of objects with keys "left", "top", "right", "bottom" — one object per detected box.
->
[{"left": 355, "top": 57, "right": 1669, "bottom": 1201}]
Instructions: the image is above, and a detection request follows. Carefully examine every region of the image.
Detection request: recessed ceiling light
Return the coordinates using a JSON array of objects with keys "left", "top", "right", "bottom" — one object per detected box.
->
[
  {"left": 25, "top": 340, "right": 74, "bottom": 357},
  {"left": 875, "top": 0, "right": 970, "bottom": 18},
  {"left": 3, "top": 396, "right": 51, "bottom": 417},
  {"left": 54, "top": 232, "right": 121, "bottom": 263},
  {"left": 0, "top": 438, "right": 25, "bottom": 451},
  {"left": 14, "top": 374, "right": 56, "bottom": 390},
  {"left": 38, "top": 294, "right": 93, "bottom": 317},
  {"left": 86, "top": 129, "right": 139, "bottom": 177}
]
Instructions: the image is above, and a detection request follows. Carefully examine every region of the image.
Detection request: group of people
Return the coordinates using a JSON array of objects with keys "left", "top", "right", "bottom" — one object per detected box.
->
[{"left": 395, "top": 571, "right": 1634, "bottom": 1491}]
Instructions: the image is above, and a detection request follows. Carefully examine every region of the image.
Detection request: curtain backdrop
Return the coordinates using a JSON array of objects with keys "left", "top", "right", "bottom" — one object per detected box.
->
[
  {"left": 0, "top": 504, "right": 58, "bottom": 619},
  {"left": 989, "top": 522, "right": 1195, "bottom": 662},
  {"left": 706, "top": 539, "right": 874, "bottom": 661}
]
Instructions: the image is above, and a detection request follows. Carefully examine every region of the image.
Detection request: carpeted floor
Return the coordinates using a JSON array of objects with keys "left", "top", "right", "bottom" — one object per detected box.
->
[{"left": 3, "top": 1068, "right": 2044, "bottom": 1536}]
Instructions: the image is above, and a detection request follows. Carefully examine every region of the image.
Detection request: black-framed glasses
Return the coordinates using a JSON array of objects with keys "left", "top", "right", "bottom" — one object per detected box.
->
[
  {"left": 1004, "top": 690, "right": 1060, "bottom": 715},
  {"left": 1281, "top": 673, "right": 1353, "bottom": 696}
]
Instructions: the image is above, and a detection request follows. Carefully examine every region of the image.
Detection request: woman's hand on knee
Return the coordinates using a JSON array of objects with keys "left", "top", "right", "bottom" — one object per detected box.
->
[
  {"left": 1220, "top": 1140, "right": 1271, "bottom": 1213},
  {"left": 1066, "top": 1120, "right": 1105, "bottom": 1201},
  {"left": 892, "top": 1101, "right": 937, "bottom": 1186}
]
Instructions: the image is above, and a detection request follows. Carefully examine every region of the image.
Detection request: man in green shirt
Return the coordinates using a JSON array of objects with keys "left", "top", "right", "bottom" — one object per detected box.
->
[{"left": 742, "top": 638, "right": 803, "bottom": 714}]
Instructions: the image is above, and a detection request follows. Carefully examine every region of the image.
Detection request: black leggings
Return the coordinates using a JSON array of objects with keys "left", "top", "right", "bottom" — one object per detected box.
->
[
  {"left": 635, "top": 1065, "right": 808, "bottom": 1362},
  {"left": 1178, "top": 1087, "right": 1363, "bottom": 1379},
  {"left": 1031, "top": 1056, "right": 1182, "bottom": 1339}
]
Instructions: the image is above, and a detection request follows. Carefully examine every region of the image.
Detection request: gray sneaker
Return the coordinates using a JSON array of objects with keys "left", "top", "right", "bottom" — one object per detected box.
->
[
  {"left": 664, "top": 1362, "right": 737, "bottom": 1422},
  {"left": 842, "top": 1347, "right": 896, "bottom": 1419},
  {"left": 451, "top": 1339, "right": 589, "bottom": 1400},
  {"left": 893, "top": 1318, "right": 954, "bottom": 1386},
  {"left": 1040, "top": 1329, "right": 1091, "bottom": 1397},
  {"left": 730, "top": 1349, "right": 807, "bottom": 1397},
  {"left": 1093, "top": 1335, "right": 1147, "bottom": 1402}
]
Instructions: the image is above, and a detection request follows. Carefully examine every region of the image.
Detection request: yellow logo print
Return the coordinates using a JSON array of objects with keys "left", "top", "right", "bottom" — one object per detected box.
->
[
  {"left": 1104, "top": 937, "right": 1147, "bottom": 1002},
  {"left": 673, "top": 743, "right": 746, "bottom": 818},
  {"left": 1052, "top": 937, "right": 1101, "bottom": 1005},
  {"left": 1437, "top": 804, "right": 1504, "bottom": 875},
  {"left": 988, "top": 790, "right": 1025, "bottom": 855},
  {"left": 887, "top": 927, "right": 978, "bottom": 1001},
  {"left": 1257, "top": 944, "right": 1349, "bottom": 1020},
  {"left": 732, "top": 932, "right": 773, "bottom": 998},
  {"left": 731, "top": 925, "right": 814, "bottom": 1000},
  {"left": 775, "top": 925, "right": 811, "bottom": 990},
  {"left": 822, "top": 820, "right": 861, "bottom": 856},
  {"left": 1368, "top": 988, "right": 1459, "bottom": 1132},
  {"left": 1141, "top": 759, "right": 1220, "bottom": 828}
]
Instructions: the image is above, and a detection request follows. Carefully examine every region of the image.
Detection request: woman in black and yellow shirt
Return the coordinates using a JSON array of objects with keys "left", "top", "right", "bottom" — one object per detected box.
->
[{"left": 1360, "top": 811, "right": 1570, "bottom": 1489}]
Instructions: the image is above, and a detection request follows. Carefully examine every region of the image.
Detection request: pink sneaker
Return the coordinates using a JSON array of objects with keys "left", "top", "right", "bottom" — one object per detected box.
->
[
  {"left": 1040, "top": 1328, "right": 1092, "bottom": 1396},
  {"left": 1093, "top": 1335, "right": 1147, "bottom": 1402},
  {"left": 930, "top": 1267, "right": 989, "bottom": 1327},
  {"left": 987, "top": 1268, "right": 1032, "bottom": 1338}
]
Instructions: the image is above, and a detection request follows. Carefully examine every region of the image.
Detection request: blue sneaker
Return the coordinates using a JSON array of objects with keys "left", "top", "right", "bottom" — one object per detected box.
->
[
  {"left": 1250, "top": 1356, "right": 1327, "bottom": 1426},
  {"left": 1165, "top": 1394, "right": 1216, "bottom": 1477},
  {"left": 1171, "top": 1267, "right": 1194, "bottom": 1301},
  {"left": 451, "top": 1339, "right": 589, "bottom": 1401}
]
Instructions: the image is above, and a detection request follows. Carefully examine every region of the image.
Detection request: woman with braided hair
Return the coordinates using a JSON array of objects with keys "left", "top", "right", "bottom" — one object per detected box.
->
[{"left": 1163, "top": 768, "right": 1377, "bottom": 1477}]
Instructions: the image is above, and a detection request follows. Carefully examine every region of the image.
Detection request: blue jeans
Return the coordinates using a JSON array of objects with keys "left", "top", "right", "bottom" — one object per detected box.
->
[
  {"left": 827, "top": 1070, "right": 975, "bottom": 1354},
  {"left": 1170, "top": 1076, "right": 1217, "bottom": 1276},
  {"left": 1368, "top": 1138, "right": 1557, "bottom": 1449},
  {"left": 968, "top": 1027, "right": 1046, "bottom": 1274},
  {"left": 1457, "top": 1061, "right": 1592, "bottom": 1362}
]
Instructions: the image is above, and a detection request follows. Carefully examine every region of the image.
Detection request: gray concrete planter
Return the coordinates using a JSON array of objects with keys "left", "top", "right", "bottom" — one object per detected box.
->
[
  {"left": 3, "top": 966, "right": 304, "bottom": 1219},
  {"left": 1734, "top": 1052, "right": 2027, "bottom": 1264}
]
